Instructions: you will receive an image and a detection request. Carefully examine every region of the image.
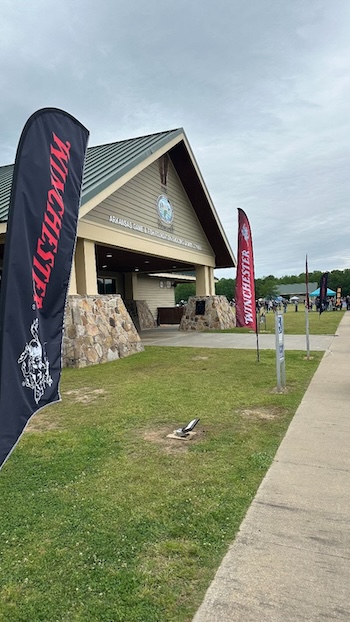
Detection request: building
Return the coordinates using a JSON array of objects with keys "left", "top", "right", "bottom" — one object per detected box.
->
[
  {"left": 276, "top": 283, "right": 318, "bottom": 303},
  {"left": 0, "top": 128, "right": 236, "bottom": 365}
]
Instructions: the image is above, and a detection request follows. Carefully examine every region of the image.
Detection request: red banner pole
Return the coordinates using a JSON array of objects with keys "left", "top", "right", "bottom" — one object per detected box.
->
[{"left": 236, "top": 208, "right": 259, "bottom": 361}]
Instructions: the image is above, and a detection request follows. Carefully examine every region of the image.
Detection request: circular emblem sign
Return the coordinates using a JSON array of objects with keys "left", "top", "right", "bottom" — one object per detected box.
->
[{"left": 157, "top": 195, "right": 173, "bottom": 225}]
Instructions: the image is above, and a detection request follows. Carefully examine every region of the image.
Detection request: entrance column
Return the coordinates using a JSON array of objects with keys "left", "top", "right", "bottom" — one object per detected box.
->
[
  {"left": 208, "top": 267, "right": 215, "bottom": 295},
  {"left": 75, "top": 238, "right": 98, "bottom": 295},
  {"left": 124, "top": 272, "right": 138, "bottom": 300},
  {"left": 68, "top": 259, "right": 77, "bottom": 295},
  {"left": 195, "top": 265, "right": 215, "bottom": 296}
]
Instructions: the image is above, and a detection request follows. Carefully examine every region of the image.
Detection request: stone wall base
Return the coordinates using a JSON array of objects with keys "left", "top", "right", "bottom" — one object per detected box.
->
[
  {"left": 179, "top": 295, "right": 235, "bottom": 331},
  {"left": 136, "top": 300, "right": 156, "bottom": 330},
  {"left": 124, "top": 300, "right": 156, "bottom": 331},
  {"left": 63, "top": 295, "right": 144, "bottom": 368}
]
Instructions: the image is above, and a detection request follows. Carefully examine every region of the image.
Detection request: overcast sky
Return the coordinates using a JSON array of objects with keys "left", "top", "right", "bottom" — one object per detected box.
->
[{"left": 1, "top": 0, "right": 350, "bottom": 279}]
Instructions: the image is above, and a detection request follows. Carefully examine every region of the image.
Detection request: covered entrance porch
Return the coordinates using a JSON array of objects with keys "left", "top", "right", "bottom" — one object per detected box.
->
[{"left": 69, "top": 238, "right": 216, "bottom": 327}]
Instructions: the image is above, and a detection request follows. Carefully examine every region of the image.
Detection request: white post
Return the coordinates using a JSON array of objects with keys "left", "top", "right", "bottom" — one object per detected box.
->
[
  {"left": 275, "top": 313, "right": 281, "bottom": 392},
  {"left": 275, "top": 313, "right": 286, "bottom": 392}
]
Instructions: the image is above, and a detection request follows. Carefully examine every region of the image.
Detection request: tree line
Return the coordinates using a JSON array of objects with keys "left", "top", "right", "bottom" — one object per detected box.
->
[{"left": 175, "top": 268, "right": 350, "bottom": 304}]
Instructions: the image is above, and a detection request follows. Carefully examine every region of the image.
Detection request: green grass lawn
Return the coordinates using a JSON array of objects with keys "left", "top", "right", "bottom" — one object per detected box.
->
[
  {"left": 0, "top": 346, "right": 323, "bottom": 621},
  {"left": 227, "top": 308, "right": 345, "bottom": 334}
]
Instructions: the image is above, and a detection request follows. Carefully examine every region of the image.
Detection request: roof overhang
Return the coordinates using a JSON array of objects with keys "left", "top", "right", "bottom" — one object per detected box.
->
[
  {"left": 169, "top": 134, "right": 235, "bottom": 269},
  {"left": 81, "top": 130, "right": 236, "bottom": 270},
  {"left": 0, "top": 129, "right": 236, "bottom": 271}
]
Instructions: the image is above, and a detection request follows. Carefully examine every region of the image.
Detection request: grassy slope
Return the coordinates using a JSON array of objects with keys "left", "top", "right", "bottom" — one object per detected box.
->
[{"left": 0, "top": 345, "right": 324, "bottom": 621}]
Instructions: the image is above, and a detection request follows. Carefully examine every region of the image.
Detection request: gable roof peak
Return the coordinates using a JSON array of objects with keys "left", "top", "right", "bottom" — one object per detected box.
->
[{"left": 87, "top": 127, "right": 184, "bottom": 151}]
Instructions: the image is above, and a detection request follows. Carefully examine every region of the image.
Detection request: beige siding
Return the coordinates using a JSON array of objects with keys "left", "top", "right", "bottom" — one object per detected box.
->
[
  {"left": 81, "top": 159, "right": 213, "bottom": 261},
  {"left": 135, "top": 275, "right": 175, "bottom": 318}
]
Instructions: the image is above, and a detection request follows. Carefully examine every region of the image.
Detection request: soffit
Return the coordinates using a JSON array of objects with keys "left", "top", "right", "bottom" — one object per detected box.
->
[{"left": 96, "top": 244, "right": 195, "bottom": 275}]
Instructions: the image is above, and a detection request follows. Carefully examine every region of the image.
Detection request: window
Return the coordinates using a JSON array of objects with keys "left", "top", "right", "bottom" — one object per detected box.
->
[{"left": 97, "top": 278, "right": 117, "bottom": 294}]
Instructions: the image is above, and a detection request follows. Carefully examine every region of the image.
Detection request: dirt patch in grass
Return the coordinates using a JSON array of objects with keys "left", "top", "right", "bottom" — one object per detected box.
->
[
  {"left": 63, "top": 387, "right": 106, "bottom": 404},
  {"left": 270, "top": 386, "right": 290, "bottom": 394},
  {"left": 25, "top": 388, "right": 106, "bottom": 432},
  {"left": 143, "top": 426, "right": 206, "bottom": 453},
  {"left": 240, "top": 406, "right": 284, "bottom": 421},
  {"left": 25, "top": 413, "right": 60, "bottom": 433}
]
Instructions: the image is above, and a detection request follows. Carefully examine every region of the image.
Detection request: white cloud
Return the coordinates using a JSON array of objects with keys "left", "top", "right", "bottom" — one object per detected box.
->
[{"left": 1, "top": 0, "right": 350, "bottom": 279}]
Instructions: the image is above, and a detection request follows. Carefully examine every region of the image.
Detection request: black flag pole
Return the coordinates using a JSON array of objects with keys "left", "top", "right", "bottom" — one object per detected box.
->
[
  {"left": 255, "top": 296, "right": 260, "bottom": 363},
  {"left": 0, "top": 108, "right": 89, "bottom": 469},
  {"left": 319, "top": 272, "right": 329, "bottom": 315}
]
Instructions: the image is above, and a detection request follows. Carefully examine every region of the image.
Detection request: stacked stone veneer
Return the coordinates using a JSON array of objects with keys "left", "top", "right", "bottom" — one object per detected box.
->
[
  {"left": 136, "top": 301, "right": 156, "bottom": 330},
  {"left": 63, "top": 295, "right": 144, "bottom": 368},
  {"left": 179, "top": 295, "right": 235, "bottom": 331}
]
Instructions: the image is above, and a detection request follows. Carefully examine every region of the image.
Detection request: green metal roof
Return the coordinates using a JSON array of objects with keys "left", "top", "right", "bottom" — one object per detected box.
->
[
  {"left": 0, "top": 127, "right": 235, "bottom": 268},
  {"left": 277, "top": 283, "right": 318, "bottom": 296},
  {"left": 82, "top": 128, "right": 183, "bottom": 206},
  {"left": 0, "top": 165, "right": 14, "bottom": 222},
  {"left": 0, "top": 128, "right": 184, "bottom": 222}
]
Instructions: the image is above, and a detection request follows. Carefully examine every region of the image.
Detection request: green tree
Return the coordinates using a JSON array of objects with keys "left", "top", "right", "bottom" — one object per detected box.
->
[
  {"left": 175, "top": 283, "right": 195, "bottom": 304},
  {"left": 278, "top": 274, "right": 299, "bottom": 284},
  {"left": 340, "top": 269, "right": 350, "bottom": 295},
  {"left": 307, "top": 270, "right": 322, "bottom": 286},
  {"left": 328, "top": 270, "right": 341, "bottom": 292},
  {"left": 174, "top": 269, "right": 350, "bottom": 306},
  {"left": 255, "top": 276, "right": 279, "bottom": 299},
  {"left": 215, "top": 278, "right": 235, "bottom": 300}
]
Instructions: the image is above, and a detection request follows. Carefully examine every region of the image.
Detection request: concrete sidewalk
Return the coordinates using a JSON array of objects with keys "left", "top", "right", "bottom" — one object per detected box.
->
[
  {"left": 140, "top": 326, "right": 334, "bottom": 351},
  {"left": 193, "top": 312, "right": 350, "bottom": 621}
]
